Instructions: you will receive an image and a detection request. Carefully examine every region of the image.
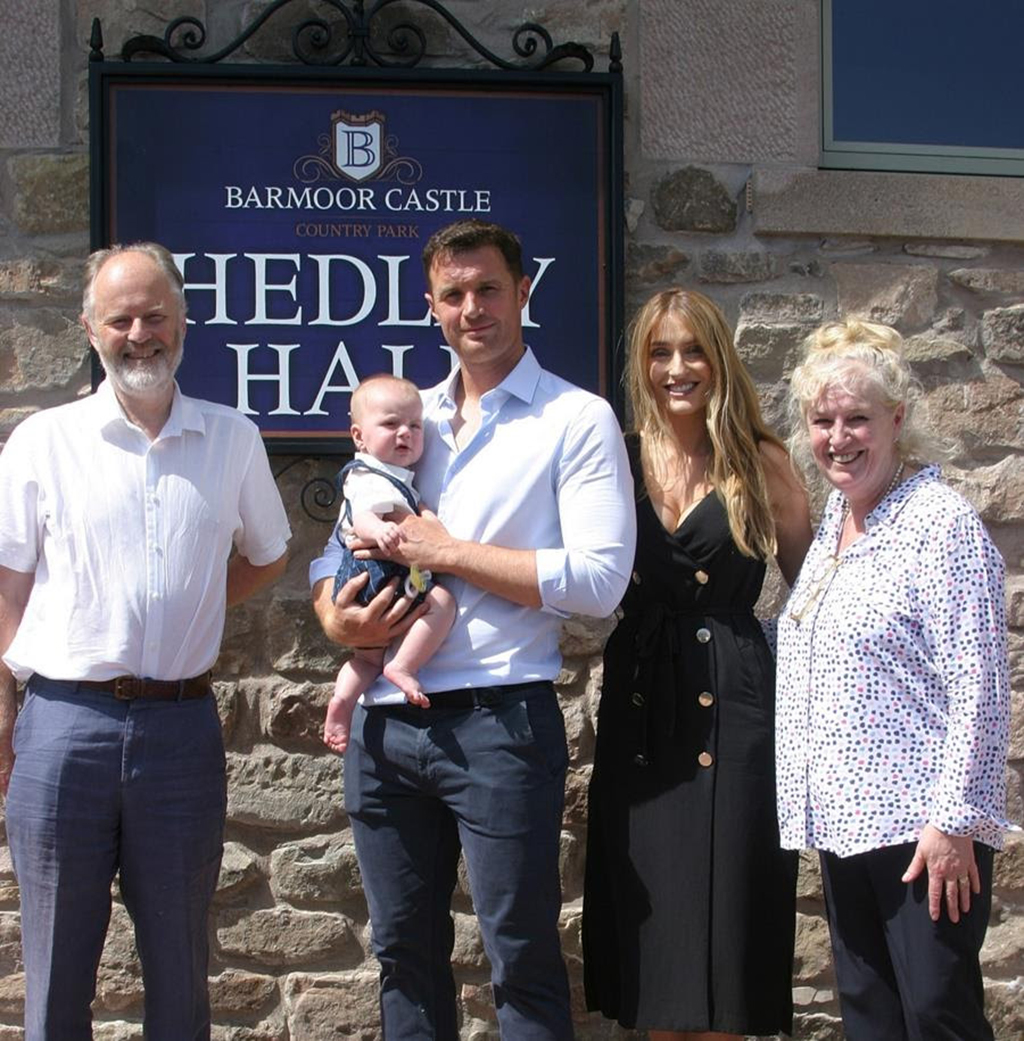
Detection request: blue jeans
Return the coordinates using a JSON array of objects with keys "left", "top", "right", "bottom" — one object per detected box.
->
[
  {"left": 5, "top": 676, "right": 227, "bottom": 1041},
  {"left": 344, "top": 683, "right": 573, "bottom": 1039}
]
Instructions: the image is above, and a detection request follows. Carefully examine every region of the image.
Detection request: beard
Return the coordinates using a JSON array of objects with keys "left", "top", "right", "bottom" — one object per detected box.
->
[{"left": 102, "top": 339, "right": 183, "bottom": 397}]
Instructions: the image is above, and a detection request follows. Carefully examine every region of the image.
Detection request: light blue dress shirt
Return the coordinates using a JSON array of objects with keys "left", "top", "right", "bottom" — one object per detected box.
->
[{"left": 310, "top": 348, "right": 636, "bottom": 704}]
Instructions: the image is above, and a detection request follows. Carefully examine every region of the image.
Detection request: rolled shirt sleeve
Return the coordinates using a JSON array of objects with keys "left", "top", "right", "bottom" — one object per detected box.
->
[{"left": 536, "top": 397, "right": 636, "bottom": 618}]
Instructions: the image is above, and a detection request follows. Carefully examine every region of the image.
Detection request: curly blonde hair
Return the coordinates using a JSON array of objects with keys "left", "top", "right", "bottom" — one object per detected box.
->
[
  {"left": 625, "top": 288, "right": 784, "bottom": 560},
  {"left": 787, "top": 318, "right": 940, "bottom": 476}
]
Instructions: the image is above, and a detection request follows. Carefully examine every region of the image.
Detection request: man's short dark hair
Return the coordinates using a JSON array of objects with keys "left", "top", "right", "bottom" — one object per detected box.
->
[{"left": 421, "top": 220, "right": 523, "bottom": 285}]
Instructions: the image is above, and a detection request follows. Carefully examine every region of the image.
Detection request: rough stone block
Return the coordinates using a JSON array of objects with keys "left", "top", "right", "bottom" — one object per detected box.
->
[
  {"left": 651, "top": 167, "right": 736, "bottom": 234},
  {"left": 94, "top": 905, "right": 144, "bottom": 1013},
  {"left": 796, "top": 849, "right": 823, "bottom": 901},
  {"left": 625, "top": 243, "right": 692, "bottom": 286},
  {"left": 985, "top": 979, "right": 1024, "bottom": 1040},
  {"left": 793, "top": 912, "right": 833, "bottom": 983},
  {"left": 0, "top": 969, "right": 23, "bottom": 1016},
  {"left": 699, "top": 250, "right": 779, "bottom": 284},
  {"left": 260, "top": 680, "right": 334, "bottom": 750},
  {"left": 0, "top": 846, "right": 18, "bottom": 907},
  {"left": 558, "top": 614, "right": 616, "bottom": 658},
  {"left": 266, "top": 596, "right": 349, "bottom": 676},
  {"left": 735, "top": 320, "right": 806, "bottom": 384},
  {"left": 0, "top": 912, "right": 23, "bottom": 978},
  {"left": 208, "top": 969, "right": 279, "bottom": 1018},
  {"left": 452, "top": 910, "right": 487, "bottom": 970},
  {"left": 949, "top": 268, "right": 1024, "bottom": 296},
  {"left": 832, "top": 263, "right": 939, "bottom": 329},
  {"left": 562, "top": 765, "right": 590, "bottom": 828},
  {"left": 217, "top": 907, "right": 361, "bottom": 969},
  {"left": 740, "top": 292, "right": 825, "bottom": 324},
  {"left": 0, "top": 259, "right": 81, "bottom": 302},
  {"left": 8, "top": 154, "right": 89, "bottom": 235},
  {"left": 922, "top": 376, "right": 1024, "bottom": 464},
  {"left": 216, "top": 841, "right": 263, "bottom": 901},
  {"left": 269, "top": 836, "right": 363, "bottom": 905},
  {"left": 980, "top": 913, "right": 1024, "bottom": 975},
  {"left": 981, "top": 305, "right": 1024, "bottom": 363},
  {"left": 283, "top": 971, "right": 382, "bottom": 1040},
  {"left": 0, "top": 309, "right": 89, "bottom": 392},
  {"left": 947, "top": 457, "right": 1024, "bottom": 525},
  {"left": 226, "top": 750, "right": 345, "bottom": 833}
]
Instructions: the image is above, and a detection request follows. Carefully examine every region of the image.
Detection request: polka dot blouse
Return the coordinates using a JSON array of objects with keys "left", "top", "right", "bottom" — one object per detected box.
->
[{"left": 776, "top": 465, "right": 1012, "bottom": 857}]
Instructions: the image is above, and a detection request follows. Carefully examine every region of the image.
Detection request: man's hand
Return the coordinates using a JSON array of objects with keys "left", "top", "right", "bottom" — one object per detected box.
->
[
  {"left": 312, "top": 571, "right": 427, "bottom": 648},
  {"left": 357, "top": 509, "right": 456, "bottom": 573},
  {"left": 902, "top": 823, "right": 981, "bottom": 923}
]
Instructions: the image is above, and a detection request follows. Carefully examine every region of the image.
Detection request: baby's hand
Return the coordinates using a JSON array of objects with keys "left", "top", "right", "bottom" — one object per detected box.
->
[{"left": 377, "top": 522, "right": 402, "bottom": 554}]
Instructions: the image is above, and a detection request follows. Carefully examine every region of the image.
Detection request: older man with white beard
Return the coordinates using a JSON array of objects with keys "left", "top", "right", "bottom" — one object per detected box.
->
[{"left": 0, "top": 243, "right": 291, "bottom": 1040}]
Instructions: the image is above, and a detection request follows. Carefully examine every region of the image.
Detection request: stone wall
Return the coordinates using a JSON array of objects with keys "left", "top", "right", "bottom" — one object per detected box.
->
[{"left": 0, "top": 1, "right": 1021, "bottom": 1038}]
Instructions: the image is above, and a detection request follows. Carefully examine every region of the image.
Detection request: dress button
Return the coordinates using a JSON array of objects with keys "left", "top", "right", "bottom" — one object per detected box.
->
[
  {"left": 631, "top": 691, "right": 645, "bottom": 708},
  {"left": 631, "top": 570, "right": 642, "bottom": 585},
  {"left": 695, "top": 569, "right": 709, "bottom": 584},
  {"left": 633, "top": 753, "right": 649, "bottom": 767},
  {"left": 696, "top": 627, "right": 711, "bottom": 643},
  {"left": 698, "top": 751, "right": 714, "bottom": 767},
  {"left": 698, "top": 691, "right": 714, "bottom": 707}
]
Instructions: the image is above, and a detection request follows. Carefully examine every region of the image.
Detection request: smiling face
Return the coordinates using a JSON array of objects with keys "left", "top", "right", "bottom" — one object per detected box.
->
[
  {"left": 646, "top": 312, "right": 714, "bottom": 425},
  {"left": 350, "top": 380, "right": 425, "bottom": 467},
  {"left": 425, "top": 245, "right": 530, "bottom": 382},
  {"left": 807, "top": 380, "right": 905, "bottom": 512},
  {"left": 83, "top": 251, "right": 185, "bottom": 403}
]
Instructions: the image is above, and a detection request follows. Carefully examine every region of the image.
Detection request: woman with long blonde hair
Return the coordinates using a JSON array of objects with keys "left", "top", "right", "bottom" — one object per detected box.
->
[{"left": 583, "top": 289, "right": 811, "bottom": 1039}]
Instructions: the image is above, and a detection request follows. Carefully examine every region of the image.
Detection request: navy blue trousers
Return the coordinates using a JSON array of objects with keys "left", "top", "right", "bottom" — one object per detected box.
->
[
  {"left": 344, "top": 683, "right": 573, "bottom": 1040},
  {"left": 820, "top": 842, "right": 995, "bottom": 1041},
  {"left": 5, "top": 677, "right": 226, "bottom": 1040}
]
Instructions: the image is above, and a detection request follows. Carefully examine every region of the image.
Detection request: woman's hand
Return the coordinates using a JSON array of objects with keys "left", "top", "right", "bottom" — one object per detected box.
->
[{"left": 901, "top": 823, "right": 980, "bottom": 923}]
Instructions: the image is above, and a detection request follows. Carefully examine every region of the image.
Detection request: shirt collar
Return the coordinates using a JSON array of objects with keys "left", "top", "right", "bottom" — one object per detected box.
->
[
  {"left": 436, "top": 346, "right": 541, "bottom": 408},
  {"left": 826, "top": 463, "right": 940, "bottom": 545},
  {"left": 94, "top": 379, "right": 206, "bottom": 441}
]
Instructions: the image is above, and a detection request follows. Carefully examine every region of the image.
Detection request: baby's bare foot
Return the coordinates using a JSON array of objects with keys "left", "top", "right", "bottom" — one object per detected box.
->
[
  {"left": 323, "top": 698, "right": 353, "bottom": 754},
  {"left": 384, "top": 661, "right": 431, "bottom": 708}
]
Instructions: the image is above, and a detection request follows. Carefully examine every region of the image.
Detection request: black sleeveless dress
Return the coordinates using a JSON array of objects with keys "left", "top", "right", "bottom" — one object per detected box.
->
[{"left": 583, "top": 436, "right": 797, "bottom": 1035}]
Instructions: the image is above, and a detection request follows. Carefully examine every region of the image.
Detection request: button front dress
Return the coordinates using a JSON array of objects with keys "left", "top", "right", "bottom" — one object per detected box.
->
[{"left": 583, "top": 436, "right": 797, "bottom": 1035}]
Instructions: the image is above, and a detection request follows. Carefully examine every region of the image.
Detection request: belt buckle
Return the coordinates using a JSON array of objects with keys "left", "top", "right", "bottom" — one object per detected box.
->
[{"left": 113, "top": 677, "right": 141, "bottom": 700}]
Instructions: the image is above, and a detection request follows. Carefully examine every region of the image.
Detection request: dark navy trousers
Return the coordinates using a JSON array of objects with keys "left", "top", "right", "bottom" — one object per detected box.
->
[
  {"left": 344, "top": 683, "right": 574, "bottom": 1040},
  {"left": 5, "top": 676, "right": 227, "bottom": 1040},
  {"left": 820, "top": 842, "right": 995, "bottom": 1041}
]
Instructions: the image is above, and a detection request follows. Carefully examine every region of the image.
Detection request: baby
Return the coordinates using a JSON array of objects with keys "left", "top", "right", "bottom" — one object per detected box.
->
[{"left": 323, "top": 374, "right": 456, "bottom": 754}]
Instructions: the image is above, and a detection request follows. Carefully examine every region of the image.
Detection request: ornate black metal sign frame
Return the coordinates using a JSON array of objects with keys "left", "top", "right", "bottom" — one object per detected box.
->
[{"left": 87, "top": 3, "right": 625, "bottom": 455}]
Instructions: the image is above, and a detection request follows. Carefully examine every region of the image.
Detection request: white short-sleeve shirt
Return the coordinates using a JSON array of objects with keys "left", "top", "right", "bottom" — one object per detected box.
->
[{"left": 0, "top": 380, "right": 291, "bottom": 682}]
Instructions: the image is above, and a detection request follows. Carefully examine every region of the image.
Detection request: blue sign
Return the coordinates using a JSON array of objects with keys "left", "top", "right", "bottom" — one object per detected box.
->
[{"left": 101, "top": 76, "right": 616, "bottom": 450}]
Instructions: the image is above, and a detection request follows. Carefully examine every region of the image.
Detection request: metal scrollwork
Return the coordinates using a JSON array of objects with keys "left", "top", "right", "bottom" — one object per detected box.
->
[
  {"left": 107, "top": 0, "right": 600, "bottom": 72},
  {"left": 300, "top": 475, "right": 342, "bottom": 524}
]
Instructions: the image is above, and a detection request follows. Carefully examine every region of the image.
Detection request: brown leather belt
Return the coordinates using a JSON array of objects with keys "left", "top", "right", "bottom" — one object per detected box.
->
[{"left": 74, "top": 672, "right": 213, "bottom": 701}]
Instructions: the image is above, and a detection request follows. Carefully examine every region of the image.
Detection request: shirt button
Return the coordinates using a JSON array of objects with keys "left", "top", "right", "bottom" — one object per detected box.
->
[
  {"left": 631, "top": 570, "right": 642, "bottom": 585},
  {"left": 633, "top": 753, "right": 649, "bottom": 767},
  {"left": 698, "top": 751, "right": 714, "bottom": 768},
  {"left": 696, "top": 627, "right": 711, "bottom": 643},
  {"left": 695, "top": 569, "right": 709, "bottom": 584},
  {"left": 698, "top": 691, "right": 714, "bottom": 707},
  {"left": 631, "top": 691, "right": 645, "bottom": 708}
]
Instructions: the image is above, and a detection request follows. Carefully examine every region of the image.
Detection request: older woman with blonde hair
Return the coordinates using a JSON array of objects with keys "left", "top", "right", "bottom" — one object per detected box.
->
[
  {"left": 584, "top": 288, "right": 811, "bottom": 1039},
  {"left": 776, "top": 317, "right": 1012, "bottom": 1040}
]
